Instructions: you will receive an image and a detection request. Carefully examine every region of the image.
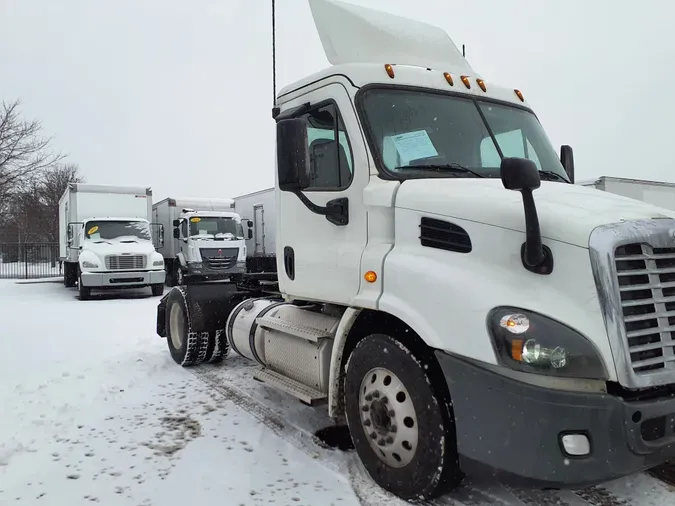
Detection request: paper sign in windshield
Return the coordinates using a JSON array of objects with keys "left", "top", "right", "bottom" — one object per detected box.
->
[
  {"left": 87, "top": 226, "right": 99, "bottom": 235},
  {"left": 190, "top": 217, "right": 201, "bottom": 223},
  {"left": 391, "top": 130, "right": 438, "bottom": 163}
]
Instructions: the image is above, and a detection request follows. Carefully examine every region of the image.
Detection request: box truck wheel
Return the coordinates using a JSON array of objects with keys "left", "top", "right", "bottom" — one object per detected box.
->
[
  {"left": 344, "top": 333, "right": 462, "bottom": 500},
  {"left": 151, "top": 284, "right": 164, "bottom": 297},
  {"left": 78, "top": 272, "right": 91, "bottom": 300},
  {"left": 165, "top": 288, "right": 203, "bottom": 366},
  {"left": 63, "top": 263, "right": 77, "bottom": 288}
]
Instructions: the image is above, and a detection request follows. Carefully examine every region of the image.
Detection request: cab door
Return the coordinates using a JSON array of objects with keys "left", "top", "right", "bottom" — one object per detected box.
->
[{"left": 276, "top": 81, "right": 368, "bottom": 304}]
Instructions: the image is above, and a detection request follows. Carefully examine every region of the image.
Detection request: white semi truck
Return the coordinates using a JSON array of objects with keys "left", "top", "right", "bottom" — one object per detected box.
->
[
  {"left": 152, "top": 197, "right": 248, "bottom": 285},
  {"left": 580, "top": 176, "right": 675, "bottom": 210},
  {"left": 59, "top": 183, "right": 166, "bottom": 300},
  {"left": 156, "top": 0, "right": 675, "bottom": 500}
]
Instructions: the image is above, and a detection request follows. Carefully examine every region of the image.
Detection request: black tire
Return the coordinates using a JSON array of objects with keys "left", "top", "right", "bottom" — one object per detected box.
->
[
  {"left": 64, "top": 263, "right": 77, "bottom": 288},
  {"left": 344, "top": 333, "right": 462, "bottom": 500},
  {"left": 151, "top": 284, "right": 164, "bottom": 297},
  {"left": 78, "top": 272, "right": 91, "bottom": 300},
  {"left": 164, "top": 287, "right": 206, "bottom": 366},
  {"left": 205, "top": 328, "right": 230, "bottom": 364}
]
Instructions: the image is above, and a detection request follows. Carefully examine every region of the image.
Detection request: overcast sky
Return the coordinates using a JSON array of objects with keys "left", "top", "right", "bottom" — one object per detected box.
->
[{"left": 1, "top": 0, "right": 673, "bottom": 200}]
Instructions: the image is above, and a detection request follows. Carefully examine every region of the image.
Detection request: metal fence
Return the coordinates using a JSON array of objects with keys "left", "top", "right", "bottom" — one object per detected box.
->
[{"left": 0, "top": 242, "right": 62, "bottom": 280}]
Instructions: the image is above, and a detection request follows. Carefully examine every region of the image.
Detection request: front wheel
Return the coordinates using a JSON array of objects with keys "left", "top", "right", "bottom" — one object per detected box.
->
[
  {"left": 344, "top": 333, "right": 462, "bottom": 500},
  {"left": 78, "top": 273, "right": 91, "bottom": 300},
  {"left": 151, "top": 284, "right": 164, "bottom": 297}
]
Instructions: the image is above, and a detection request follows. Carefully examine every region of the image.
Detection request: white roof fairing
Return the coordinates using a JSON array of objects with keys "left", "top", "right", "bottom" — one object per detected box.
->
[{"left": 308, "top": 0, "right": 476, "bottom": 76}]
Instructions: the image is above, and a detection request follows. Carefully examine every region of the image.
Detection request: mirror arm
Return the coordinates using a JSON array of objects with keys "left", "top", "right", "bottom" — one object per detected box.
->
[
  {"left": 519, "top": 188, "right": 553, "bottom": 274},
  {"left": 293, "top": 191, "right": 349, "bottom": 226}
]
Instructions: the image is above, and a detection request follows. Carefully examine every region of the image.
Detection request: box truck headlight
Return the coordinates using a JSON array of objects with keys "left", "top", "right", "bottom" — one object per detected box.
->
[
  {"left": 153, "top": 259, "right": 164, "bottom": 267},
  {"left": 81, "top": 260, "right": 98, "bottom": 269},
  {"left": 487, "top": 307, "right": 607, "bottom": 379}
]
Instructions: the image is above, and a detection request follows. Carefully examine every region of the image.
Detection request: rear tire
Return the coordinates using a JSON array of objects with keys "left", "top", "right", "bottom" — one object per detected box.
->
[
  {"left": 78, "top": 272, "right": 91, "bottom": 300},
  {"left": 205, "top": 329, "right": 230, "bottom": 364},
  {"left": 151, "top": 284, "right": 164, "bottom": 297},
  {"left": 165, "top": 288, "right": 205, "bottom": 366},
  {"left": 344, "top": 333, "right": 463, "bottom": 500}
]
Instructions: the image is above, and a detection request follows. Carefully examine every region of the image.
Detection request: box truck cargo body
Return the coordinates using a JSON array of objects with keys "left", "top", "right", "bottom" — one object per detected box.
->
[
  {"left": 233, "top": 188, "right": 276, "bottom": 273},
  {"left": 580, "top": 176, "right": 675, "bottom": 210},
  {"left": 153, "top": 197, "right": 247, "bottom": 285},
  {"left": 58, "top": 183, "right": 166, "bottom": 299}
]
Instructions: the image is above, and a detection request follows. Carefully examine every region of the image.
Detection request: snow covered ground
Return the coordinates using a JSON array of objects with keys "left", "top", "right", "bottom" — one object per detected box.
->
[{"left": 1, "top": 279, "right": 674, "bottom": 506}]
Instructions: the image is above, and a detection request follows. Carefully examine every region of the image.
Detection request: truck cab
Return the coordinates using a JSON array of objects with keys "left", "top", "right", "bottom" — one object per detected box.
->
[
  {"left": 157, "top": 0, "right": 675, "bottom": 500},
  {"left": 170, "top": 208, "right": 247, "bottom": 284}
]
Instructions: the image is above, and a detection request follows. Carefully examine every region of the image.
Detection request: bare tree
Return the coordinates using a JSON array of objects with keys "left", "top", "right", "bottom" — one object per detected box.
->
[
  {"left": 0, "top": 99, "right": 64, "bottom": 202},
  {"left": 40, "top": 163, "right": 84, "bottom": 242}
]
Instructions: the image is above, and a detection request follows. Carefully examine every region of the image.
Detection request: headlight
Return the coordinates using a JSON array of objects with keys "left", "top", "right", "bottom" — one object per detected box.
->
[
  {"left": 81, "top": 260, "right": 98, "bottom": 269},
  {"left": 153, "top": 260, "right": 164, "bottom": 267},
  {"left": 487, "top": 307, "right": 607, "bottom": 380}
]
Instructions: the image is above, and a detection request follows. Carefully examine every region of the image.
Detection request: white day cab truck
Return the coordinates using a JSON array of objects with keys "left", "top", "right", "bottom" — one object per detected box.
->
[
  {"left": 156, "top": 0, "right": 675, "bottom": 500},
  {"left": 152, "top": 197, "right": 248, "bottom": 286},
  {"left": 59, "top": 183, "right": 166, "bottom": 300}
]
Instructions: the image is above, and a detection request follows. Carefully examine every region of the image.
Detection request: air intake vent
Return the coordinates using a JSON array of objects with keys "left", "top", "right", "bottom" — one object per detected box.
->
[{"left": 419, "top": 217, "right": 472, "bottom": 253}]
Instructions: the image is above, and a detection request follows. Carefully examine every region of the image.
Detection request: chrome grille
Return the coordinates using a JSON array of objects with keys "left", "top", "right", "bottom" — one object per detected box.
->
[
  {"left": 105, "top": 254, "right": 146, "bottom": 270},
  {"left": 200, "top": 248, "right": 238, "bottom": 271},
  {"left": 615, "top": 243, "right": 675, "bottom": 375}
]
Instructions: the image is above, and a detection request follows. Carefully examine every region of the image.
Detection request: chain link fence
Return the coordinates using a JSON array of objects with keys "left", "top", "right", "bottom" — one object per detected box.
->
[{"left": 0, "top": 242, "right": 62, "bottom": 280}]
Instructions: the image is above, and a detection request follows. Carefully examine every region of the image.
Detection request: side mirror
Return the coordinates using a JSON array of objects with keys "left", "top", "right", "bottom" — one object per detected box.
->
[
  {"left": 247, "top": 220, "right": 253, "bottom": 228},
  {"left": 247, "top": 229, "right": 253, "bottom": 240},
  {"left": 172, "top": 219, "right": 180, "bottom": 227},
  {"left": 277, "top": 118, "right": 310, "bottom": 192},
  {"left": 173, "top": 228, "right": 180, "bottom": 239},
  {"left": 500, "top": 157, "right": 541, "bottom": 191},
  {"left": 560, "top": 145, "right": 574, "bottom": 183}
]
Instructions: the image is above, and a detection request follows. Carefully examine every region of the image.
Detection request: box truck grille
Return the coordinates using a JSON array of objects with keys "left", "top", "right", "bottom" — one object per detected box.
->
[
  {"left": 614, "top": 243, "right": 675, "bottom": 376},
  {"left": 105, "top": 254, "right": 147, "bottom": 270},
  {"left": 200, "top": 248, "right": 238, "bottom": 270}
]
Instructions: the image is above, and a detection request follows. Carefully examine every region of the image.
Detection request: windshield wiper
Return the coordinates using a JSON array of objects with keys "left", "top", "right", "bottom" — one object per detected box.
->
[
  {"left": 538, "top": 170, "right": 570, "bottom": 183},
  {"left": 396, "top": 163, "right": 485, "bottom": 178},
  {"left": 93, "top": 240, "right": 113, "bottom": 244}
]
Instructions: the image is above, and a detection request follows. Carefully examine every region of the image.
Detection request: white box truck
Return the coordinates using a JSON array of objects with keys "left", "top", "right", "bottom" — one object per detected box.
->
[
  {"left": 233, "top": 188, "right": 276, "bottom": 274},
  {"left": 580, "top": 176, "right": 675, "bottom": 210},
  {"left": 59, "top": 183, "right": 166, "bottom": 300},
  {"left": 152, "top": 197, "right": 247, "bottom": 285},
  {"left": 155, "top": 0, "right": 675, "bottom": 500}
]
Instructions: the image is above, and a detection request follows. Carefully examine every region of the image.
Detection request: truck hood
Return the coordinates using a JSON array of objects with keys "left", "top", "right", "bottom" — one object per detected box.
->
[
  {"left": 395, "top": 179, "right": 675, "bottom": 247},
  {"left": 82, "top": 240, "right": 156, "bottom": 256}
]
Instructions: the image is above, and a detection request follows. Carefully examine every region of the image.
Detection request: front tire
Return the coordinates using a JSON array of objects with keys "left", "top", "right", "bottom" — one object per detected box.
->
[
  {"left": 151, "top": 283, "right": 164, "bottom": 297},
  {"left": 344, "top": 333, "right": 462, "bottom": 500},
  {"left": 78, "top": 272, "right": 91, "bottom": 300}
]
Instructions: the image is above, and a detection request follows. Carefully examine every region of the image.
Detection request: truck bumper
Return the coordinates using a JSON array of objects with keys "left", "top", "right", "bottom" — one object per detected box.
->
[
  {"left": 81, "top": 269, "right": 166, "bottom": 288},
  {"left": 186, "top": 260, "right": 246, "bottom": 281},
  {"left": 435, "top": 350, "right": 675, "bottom": 488}
]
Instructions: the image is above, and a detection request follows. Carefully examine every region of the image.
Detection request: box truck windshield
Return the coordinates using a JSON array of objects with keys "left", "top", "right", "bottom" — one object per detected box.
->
[
  {"left": 359, "top": 88, "right": 569, "bottom": 181},
  {"left": 187, "top": 217, "right": 244, "bottom": 240},
  {"left": 84, "top": 220, "right": 152, "bottom": 242}
]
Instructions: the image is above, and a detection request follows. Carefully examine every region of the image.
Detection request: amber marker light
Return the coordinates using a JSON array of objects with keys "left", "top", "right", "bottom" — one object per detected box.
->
[
  {"left": 514, "top": 89, "right": 525, "bottom": 102},
  {"left": 443, "top": 72, "right": 454, "bottom": 86},
  {"left": 476, "top": 78, "right": 486, "bottom": 92},
  {"left": 364, "top": 271, "right": 377, "bottom": 283},
  {"left": 460, "top": 75, "right": 471, "bottom": 89},
  {"left": 384, "top": 64, "right": 395, "bottom": 79}
]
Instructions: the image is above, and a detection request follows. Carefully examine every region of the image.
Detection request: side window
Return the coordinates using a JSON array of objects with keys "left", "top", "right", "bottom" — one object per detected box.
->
[
  {"left": 299, "top": 103, "right": 353, "bottom": 190},
  {"left": 180, "top": 220, "right": 188, "bottom": 238},
  {"left": 480, "top": 130, "right": 541, "bottom": 169}
]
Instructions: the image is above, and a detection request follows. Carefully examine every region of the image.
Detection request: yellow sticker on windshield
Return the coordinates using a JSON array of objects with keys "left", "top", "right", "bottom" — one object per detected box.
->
[
  {"left": 190, "top": 217, "right": 201, "bottom": 223},
  {"left": 87, "top": 225, "right": 99, "bottom": 235}
]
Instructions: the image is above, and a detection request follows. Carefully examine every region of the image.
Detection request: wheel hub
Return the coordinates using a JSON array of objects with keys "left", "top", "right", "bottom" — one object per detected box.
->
[
  {"left": 169, "top": 302, "right": 185, "bottom": 350},
  {"left": 359, "top": 367, "right": 419, "bottom": 468}
]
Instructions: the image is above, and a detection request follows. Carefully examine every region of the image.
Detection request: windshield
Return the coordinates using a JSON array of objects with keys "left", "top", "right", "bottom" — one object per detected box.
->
[
  {"left": 188, "top": 216, "right": 244, "bottom": 240},
  {"left": 359, "top": 88, "right": 569, "bottom": 181},
  {"left": 84, "top": 220, "right": 151, "bottom": 241}
]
